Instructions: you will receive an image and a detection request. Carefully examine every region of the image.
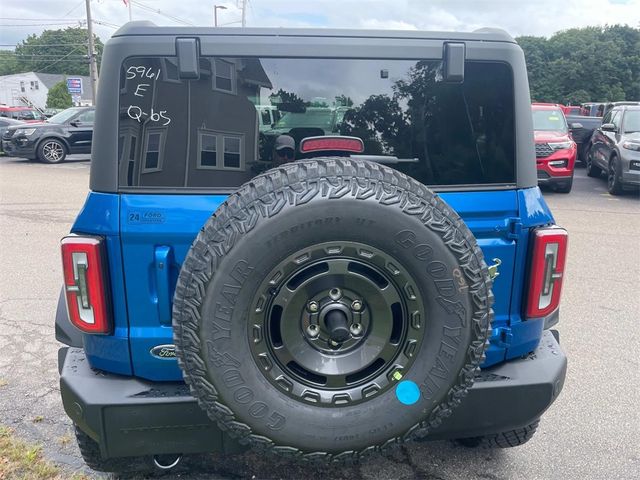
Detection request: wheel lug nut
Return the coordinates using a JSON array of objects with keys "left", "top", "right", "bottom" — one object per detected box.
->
[
  {"left": 350, "top": 323, "right": 363, "bottom": 336},
  {"left": 329, "top": 288, "right": 342, "bottom": 301},
  {"left": 306, "top": 324, "right": 319, "bottom": 338},
  {"left": 351, "top": 300, "right": 363, "bottom": 312},
  {"left": 307, "top": 301, "right": 319, "bottom": 313}
]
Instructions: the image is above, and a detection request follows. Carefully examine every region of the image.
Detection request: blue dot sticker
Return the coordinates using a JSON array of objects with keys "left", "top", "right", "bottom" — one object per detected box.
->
[{"left": 395, "top": 380, "right": 420, "bottom": 405}]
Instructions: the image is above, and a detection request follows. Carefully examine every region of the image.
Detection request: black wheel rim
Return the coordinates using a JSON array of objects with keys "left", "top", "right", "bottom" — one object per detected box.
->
[
  {"left": 608, "top": 162, "right": 616, "bottom": 189},
  {"left": 249, "top": 241, "right": 425, "bottom": 406}
]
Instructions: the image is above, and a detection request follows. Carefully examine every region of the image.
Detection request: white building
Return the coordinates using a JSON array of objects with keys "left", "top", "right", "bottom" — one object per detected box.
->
[{"left": 0, "top": 72, "right": 92, "bottom": 109}]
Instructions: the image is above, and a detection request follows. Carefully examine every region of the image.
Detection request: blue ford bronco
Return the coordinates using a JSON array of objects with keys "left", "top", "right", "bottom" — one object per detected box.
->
[{"left": 57, "top": 22, "right": 567, "bottom": 474}]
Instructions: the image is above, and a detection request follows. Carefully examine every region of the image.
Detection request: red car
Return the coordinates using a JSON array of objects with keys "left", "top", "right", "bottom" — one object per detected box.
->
[
  {"left": 0, "top": 106, "right": 44, "bottom": 123},
  {"left": 532, "top": 103, "right": 577, "bottom": 193},
  {"left": 562, "top": 105, "right": 581, "bottom": 116}
]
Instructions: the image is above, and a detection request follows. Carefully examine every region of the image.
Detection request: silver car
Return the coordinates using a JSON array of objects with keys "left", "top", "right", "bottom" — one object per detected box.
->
[{"left": 587, "top": 105, "right": 640, "bottom": 195}]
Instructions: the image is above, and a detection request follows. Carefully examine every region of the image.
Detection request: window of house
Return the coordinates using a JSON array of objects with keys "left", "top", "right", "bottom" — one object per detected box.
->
[
  {"left": 223, "top": 136, "right": 241, "bottom": 169},
  {"left": 261, "top": 110, "right": 271, "bottom": 125},
  {"left": 142, "top": 130, "right": 164, "bottom": 172},
  {"left": 198, "top": 132, "right": 217, "bottom": 168},
  {"left": 34, "top": 80, "right": 39, "bottom": 90},
  {"left": 20, "top": 81, "right": 25, "bottom": 93},
  {"left": 196, "top": 131, "right": 242, "bottom": 170},
  {"left": 214, "top": 59, "right": 235, "bottom": 93}
]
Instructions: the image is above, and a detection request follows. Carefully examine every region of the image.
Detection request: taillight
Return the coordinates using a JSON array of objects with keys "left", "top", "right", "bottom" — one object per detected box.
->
[
  {"left": 61, "top": 235, "right": 111, "bottom": 334},
  {"left": 525, "top": 227, "right": 568, "bottom": 319},
  {"left": 299, "top": 136, "right": 365, "bottom": 154}
]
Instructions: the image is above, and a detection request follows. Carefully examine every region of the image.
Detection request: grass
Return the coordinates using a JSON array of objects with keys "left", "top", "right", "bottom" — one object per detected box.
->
[{"left": 0, "top": 426, "right": 90, "bottom": 480}]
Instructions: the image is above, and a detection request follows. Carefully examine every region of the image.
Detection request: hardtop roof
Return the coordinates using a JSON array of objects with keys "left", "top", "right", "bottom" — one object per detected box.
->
[{"left": 111, "top": 21, "right": 515, "bottom": 44}]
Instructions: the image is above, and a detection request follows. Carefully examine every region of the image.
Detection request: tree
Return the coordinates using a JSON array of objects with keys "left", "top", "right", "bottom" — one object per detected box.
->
[
  {"left": 517, "top": 25, "right": 640, "bottom": 103},
  {"left": 46, "top": 81, "right": 72, "bottom": 109},
  {"left": 0, "top": 27, "right": 104, "bottom": 76},
  {"left": 269, "top": 89, "right": 307, "bottom": 112},
  {"left": 0, "top": 51, "right": 20, "bottom": 76}
]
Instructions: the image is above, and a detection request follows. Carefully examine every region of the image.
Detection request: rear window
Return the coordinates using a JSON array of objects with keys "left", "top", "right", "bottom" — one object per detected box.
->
[
  {"left": 532, "top": 108, "right": 568, "bottom": 133},
  {"left": 118, "top": 57, "right": 515, "bottom": 191}
]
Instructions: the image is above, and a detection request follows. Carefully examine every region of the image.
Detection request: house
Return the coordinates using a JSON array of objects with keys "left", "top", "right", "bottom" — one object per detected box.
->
[
  {"left": 117, "top": 56, "right": 273, "bottom": 189},
  {"left": 0, "top": 72, "right": 92, "bottom": 109}
]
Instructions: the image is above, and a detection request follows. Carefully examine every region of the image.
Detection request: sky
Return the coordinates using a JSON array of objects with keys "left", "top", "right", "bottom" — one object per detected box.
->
[{"left": 1, "top": 0, "right": 639, "bottom": 49}]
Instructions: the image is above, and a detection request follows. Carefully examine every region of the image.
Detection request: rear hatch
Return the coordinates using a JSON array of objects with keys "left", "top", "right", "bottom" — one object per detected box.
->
[{"left": 81, "top": 31, "right": 551, "bottom": 380}]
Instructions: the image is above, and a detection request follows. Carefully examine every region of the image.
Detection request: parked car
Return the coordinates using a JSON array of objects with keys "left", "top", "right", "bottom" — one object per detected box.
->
[
  {"left": 0, "top": 105, "right": 45, "bottom": 122},
  {"left": 0, "top": 117, "right": 23, "bottom": 153},
  {"left": 586, "top": 105, "right": 640, "bottom": 194},
  {"left": 561, "top": 105, "right": 581, "bottom": 116},
  {"left": 601, "top": 101, "right": 640, "bottom": 119},
  {"left": 532, "top": 103, "right": 577, "bottom": 192},
  {"left": 2, "top": 106, "right": 94, "bottom": 163},
  {"left": 567, "top": 114, "right": 602, "bottom": 163},
  {"left": 580, "top": 102, "right": 605, "bottom": 117},
  {"left": 43, "top": 108, "right": 64, "bottom": 118},
  {"left": 57, "top": 24, "right": 567, "bottom": 475}
]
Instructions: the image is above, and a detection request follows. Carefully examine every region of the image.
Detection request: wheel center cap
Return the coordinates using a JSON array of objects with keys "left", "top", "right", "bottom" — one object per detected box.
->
[{"left": 324, "top": 308, "right": 350, "bottom": 343}]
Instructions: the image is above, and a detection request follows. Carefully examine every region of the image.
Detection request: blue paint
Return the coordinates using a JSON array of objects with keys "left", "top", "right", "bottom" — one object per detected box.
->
[
  {"left": 396, "top": 380, "right": 420, "bottom": 405},
  {"left": 71, "top": 187, "right": 556, "bottom": 381}
]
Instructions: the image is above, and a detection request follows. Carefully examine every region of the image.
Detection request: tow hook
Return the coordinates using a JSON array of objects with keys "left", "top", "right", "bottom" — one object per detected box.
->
[{"left": 152, "top": 454, "right": 182, "bottom": 470}]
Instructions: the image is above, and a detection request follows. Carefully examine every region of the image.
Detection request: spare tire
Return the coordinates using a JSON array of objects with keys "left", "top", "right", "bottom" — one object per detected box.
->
[{"left": 173, "top": 158, "right": 492, "bottom": 462}]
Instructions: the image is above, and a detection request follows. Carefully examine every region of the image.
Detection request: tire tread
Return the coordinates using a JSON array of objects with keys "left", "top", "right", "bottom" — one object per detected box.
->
[{"left": 172, "top": 157, "right": 493, "bottom": 463}]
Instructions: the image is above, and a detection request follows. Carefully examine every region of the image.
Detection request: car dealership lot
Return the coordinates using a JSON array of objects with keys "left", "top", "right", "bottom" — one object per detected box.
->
[{"left": 0, "top": 155, "right": 638, "bottom": 479}]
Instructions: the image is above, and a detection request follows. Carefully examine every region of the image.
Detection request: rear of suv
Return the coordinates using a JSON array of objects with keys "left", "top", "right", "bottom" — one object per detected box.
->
[
  {"left": 532, "top": 103, "right": 577, "bottom": 193},
  {"left": 586, "top": 105, "right": 640, "bottom": 195},
  {"left": 57, "top": 23, "right": 567, "bottom": 474}
]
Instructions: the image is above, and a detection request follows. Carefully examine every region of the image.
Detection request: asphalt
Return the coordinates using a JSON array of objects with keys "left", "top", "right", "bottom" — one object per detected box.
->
[{"left": 0, "top": 155, "right": 638, "bottom": 480}]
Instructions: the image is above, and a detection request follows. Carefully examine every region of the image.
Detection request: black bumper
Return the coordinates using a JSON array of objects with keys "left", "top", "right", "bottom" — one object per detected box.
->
[
  {"left": 60, "top": 330, "right": 566, "bottom": 459},
  {"left": 537, "top": 172, "right": 572, "bottom": 186},
  {"left": 1, "top": 139, "right": 37, "bottom": 158}
]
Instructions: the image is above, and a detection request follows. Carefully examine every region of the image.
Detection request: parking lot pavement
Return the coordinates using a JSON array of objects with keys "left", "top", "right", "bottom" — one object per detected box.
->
[{"left": 0, "top": 155, "right": 638, "bottom": 479}]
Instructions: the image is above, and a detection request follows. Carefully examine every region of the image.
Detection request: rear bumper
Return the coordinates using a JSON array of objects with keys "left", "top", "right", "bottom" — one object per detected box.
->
[{"left": 60, "top": 330, "right": 566, "bottom": 458}]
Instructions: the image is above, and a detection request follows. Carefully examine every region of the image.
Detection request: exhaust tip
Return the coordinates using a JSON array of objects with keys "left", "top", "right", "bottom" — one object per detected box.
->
[{"left": 152, "top": 454, "right": 182, "bottom": 470}]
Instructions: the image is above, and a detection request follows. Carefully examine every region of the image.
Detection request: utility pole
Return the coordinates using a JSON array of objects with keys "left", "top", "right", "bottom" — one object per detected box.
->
[
  {"left": 85, "top": 0, "right": 99, "bottom": 105},
  {"left": 241, "top": 0, "right": 247, "bottom": 27}
]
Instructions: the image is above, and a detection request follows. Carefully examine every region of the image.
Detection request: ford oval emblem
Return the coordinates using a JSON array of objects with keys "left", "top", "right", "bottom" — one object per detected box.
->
[{"left": 150, "top": 344, "right": 177, "bottom": 359}]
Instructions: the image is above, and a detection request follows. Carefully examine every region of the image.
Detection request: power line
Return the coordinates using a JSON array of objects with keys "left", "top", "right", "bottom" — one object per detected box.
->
[
  {"left": 0, "top": 58, "right": 97, "bottom": 63},
  {"left": 0, "top": 43, "right": 89, "bottom": 47},
  {"left": 93, "top": 19, "right": 120, "bottom": 29},
  {"left": 0, "top": 23, "right": 84, "bottom": 27},
  {"left": 38, "top": 47, "right": 84, "bottom": 72},
  {"left": 130, "top": 0, "right": 194, "bottom": 26},
  {"left": 0, "top": 18, "right": 85, "bottom": 21},
  {"left": 1, "top": 53, "right": 90, "bottom": 57},
  {"left": 63, "top": 0, "right": 86, "bottom": 18}
]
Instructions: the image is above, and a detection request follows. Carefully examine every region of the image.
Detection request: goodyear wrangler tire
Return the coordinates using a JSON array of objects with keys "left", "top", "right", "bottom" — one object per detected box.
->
[{"left": 173, "top": 158, "right": 493, "bottom": 461}]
